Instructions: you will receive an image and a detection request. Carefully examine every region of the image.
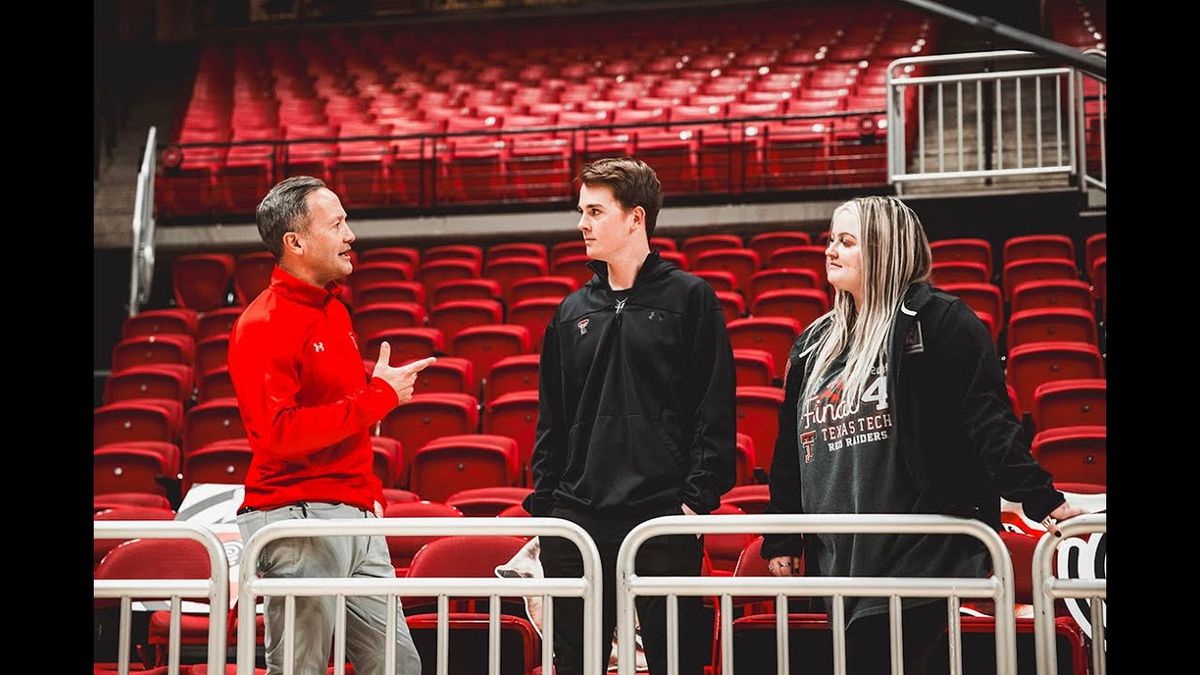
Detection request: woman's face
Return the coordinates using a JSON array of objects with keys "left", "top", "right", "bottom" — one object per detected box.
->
[{"left": 826, "top": 207, "right": 864, "bottom": 301}]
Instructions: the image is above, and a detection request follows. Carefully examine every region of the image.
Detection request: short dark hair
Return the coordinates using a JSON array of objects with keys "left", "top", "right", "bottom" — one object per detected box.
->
[
  {"left": 578, "top": 157, "right": 664, "bottom": 240},
  {"left": 256, "top": 175, "right": 327, "bottom": 259}
]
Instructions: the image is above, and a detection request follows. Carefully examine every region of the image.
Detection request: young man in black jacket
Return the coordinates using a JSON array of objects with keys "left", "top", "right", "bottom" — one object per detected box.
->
[{"left": 524, "top": 157, "right": 737, "bottom": 675}]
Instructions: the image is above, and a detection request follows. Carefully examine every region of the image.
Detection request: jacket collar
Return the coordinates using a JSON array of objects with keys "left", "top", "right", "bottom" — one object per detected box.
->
[
  {"left": 586, "top": 250, "right": 675, "bottom": 289},
  {"left": 269, "top": 265, "right": 344, "bottom": 308}
]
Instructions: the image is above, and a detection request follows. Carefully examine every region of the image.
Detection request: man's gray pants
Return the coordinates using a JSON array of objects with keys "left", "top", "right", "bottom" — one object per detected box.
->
[{"left": 237, "top": 502, "right": 422, "bottom": 675}]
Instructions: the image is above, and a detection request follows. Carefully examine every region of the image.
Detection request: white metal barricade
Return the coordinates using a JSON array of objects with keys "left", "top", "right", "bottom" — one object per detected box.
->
[
  {"left": 1033, "top": 514, "right": 1106, "bottom": 675},
  {"left": 616, "top": 513, "right": 1016, "bottom": 675},
  {"left": 887, "top": 50, "right": 1083, "bottom": 190},
  {"left": 237, "top": 517, "right": 604, "bottom": 675},
  {"left": 93, "top": 520, "right": 229, "bottom": 675}
]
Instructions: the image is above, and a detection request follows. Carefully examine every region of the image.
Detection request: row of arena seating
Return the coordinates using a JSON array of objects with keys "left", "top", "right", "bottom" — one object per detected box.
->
[
  {"left": 94, "top": 480, "right": 1103, "bottom": 674},
  {"left": 160, "top": 1, "right": 936, "bottom": 215}
]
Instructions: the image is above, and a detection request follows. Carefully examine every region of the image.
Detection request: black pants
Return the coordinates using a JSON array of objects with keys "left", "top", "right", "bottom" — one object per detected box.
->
[
  {"left": 539, "top": 512, "right": 705, "bottom": 675},
  {"left": 843, "top": 600, "right": 950, "bottom": 675}
]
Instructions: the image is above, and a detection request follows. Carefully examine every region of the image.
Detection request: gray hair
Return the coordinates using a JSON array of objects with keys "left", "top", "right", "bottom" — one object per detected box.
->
[{"left": 255, "top": 175, "right": 327, "bottom": 259}]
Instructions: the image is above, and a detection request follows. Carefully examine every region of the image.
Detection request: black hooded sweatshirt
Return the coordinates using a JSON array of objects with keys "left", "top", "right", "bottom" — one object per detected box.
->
[{"left": 524, "top": 250, "right": 737, "bottom": 521}]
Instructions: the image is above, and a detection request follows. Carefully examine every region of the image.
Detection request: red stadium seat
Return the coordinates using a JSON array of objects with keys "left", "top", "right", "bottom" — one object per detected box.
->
[
  {"left": 428, "top": 278, "right": 502, "bottom": 307},
  {"left": 428, "top": 300, "right": 504, "bottom": 342},
  {"left": 1030, "top": 426, "right": 1106, "bottom": 486},
  {"left": 122, "top": 309, "right": 198, "bottom": 339},
  {"left": 932, "top": 261, "right": 990, "bottom": 286},
  {"left": 94, "top": 401, "right": 183, "bottom": 447},
  {"left": 484, "top": 391, "right": 540, "bottom": 482},
  {"left": 510, "top": 276, "right": 576, "bottom": 306},
  {"left": 507, "top": 298, "right": 560, "bottom": 353},
  {"left": 734, "top": 432, "right": 757, "bottom": 486},
  {"left": 732, "top": 349, "right": 776, "bottom": 387},
  {"left": 1003, "top": 234, "right": 1075, "bottom": 267},
  {"left": 418, "top": 258, "right": 482, "bottom": 290},
  {"left": 379, "top": 393, "right": 480, "bottom": 484},
  {"left": 939, "top": 283, "right": 1004, "bottom": 344},
  {"left": 1084, "top": 233, "right": 1106, "bottom": 278},
  {"left": 451, "top": 325, "right": 532, "bottom": 382},
  {"left": 364, "top": 327, "right": 444, "bottom": 366},
  {"left": 715, "top": 291, "right": 747, "bottom": 323},
  {"left": 104, "top": 365, "right": 194, "bottom": 406},
  {"left": 196, "top": 307, "right": 244, "bottom": 342},
  {"left": 1007, "top": 308, "right": 1098, "bottom": 351},
  {"left": 750, "top": 289, "right": 829, "bottom": 332},
  {"left": 748, "top": 231, "right": 813, "bottom": 266},
  {"left": 182, "top": 438, "right": 253, "bottom": 493},
  {"left": 234, "top": 251, "right": 276, "bottom": 305},
  {"left": 197, "top": 366, "right": 235, "bottom": 403},
  {"left": 1032, "top": 379, "right": 1106, "bottom": 433},
  {"left": 485, "top": 354, "right": 542, "bottom": 402},
  {"left": 371, "top": 436, "right": 405, "bottom": 489},
  {"left": 931, "top": 238, "right": 994, "bottom": 280},
  {"left": 446, "top": 486, "right": 534, "bottom": 517},
  {"left": 411, "top": 356, "right": 477, "bottom": 396},
  {"left": 353, "top": 302, "right": 428, "bottom": 341},
  {"left": 349, "top": 261, "right": 415, "bottom": 299},
  {"left": 766, "top": 246, "right": 827, "bottom": 287},
  {"left": 94, "top": 444, "right": 174, "bottom": 496},
  {"left": 695, "top": 249, "right": 761, "bottom": 294},
  {"left": 383, "top": 501, "right": 464, "bottom": 576},
  {"left": 195, "top": 333, "right": 231, "bottom": 377},
  {"left": 173, "top": 254, "right": 235, "bottom": 312},
  {"left": 735, "top": 386, "right": 786, "bottom": 472},
  {"left": 183, "top": 398, "right": 245, "bottom": 456},
  {"left": 1002, "top": 258, "right": 1078, "bottom": 300},
  {"left": 1011, "top": 279, "right": 1094, "bottom": 315},
  {"left": 361, "top": 246, "right": 421, "bottom": 269},
  {"left": 355, "top": 281, "right": 427, "bottom": 308},
  {"left": 1006, "top": 342, "right": 1104, "bottom": 416},
  {"left": 424, "top": 244, "right": 484, "bottom": 266},
  {"left": 484, "top": 256, "right": 550, "bottom": 305},
  {"left": 727, "top": 317, "right": 802, "bottom": 379},
  {"left": 682, "top": 234, "right": 744, "bottom": 263},
  {"left": 112, "top": 335, "right": 196, "bottom": 373},
  {"left": 550, "top": 254, "right": 598, "bottom": 287},
  {"left": 694, "top": 270, "right": 739, "bottom": 293},
  {"left": 409, "top": 434, "right": 521, "bottom": 503},
  {"left": 721, "top": 484, "right": 771, "bottom": 515}
]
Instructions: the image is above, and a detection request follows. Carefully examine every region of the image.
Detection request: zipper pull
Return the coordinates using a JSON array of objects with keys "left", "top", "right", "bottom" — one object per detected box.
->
[{"left": 615, "top": 297, "right": 628, "bottom": 315}]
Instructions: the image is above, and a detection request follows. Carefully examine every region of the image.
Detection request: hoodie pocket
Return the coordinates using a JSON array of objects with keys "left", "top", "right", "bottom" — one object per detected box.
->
[{"left": 563, "top": 415, "right": 685, "bottom": 508}]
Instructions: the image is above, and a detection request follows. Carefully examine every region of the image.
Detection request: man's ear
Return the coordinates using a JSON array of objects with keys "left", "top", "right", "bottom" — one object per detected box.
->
[
  {"left": 630, "top": 205, "right": 645, "bottom": 234},
  {"left": 282, "top": 230, "right": 303, "bottom": 256}
]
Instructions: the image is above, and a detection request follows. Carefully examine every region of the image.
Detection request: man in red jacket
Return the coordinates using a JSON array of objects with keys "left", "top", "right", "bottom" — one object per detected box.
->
[{"left": 228, "top": 175, "right": 432, "bottom": 674}]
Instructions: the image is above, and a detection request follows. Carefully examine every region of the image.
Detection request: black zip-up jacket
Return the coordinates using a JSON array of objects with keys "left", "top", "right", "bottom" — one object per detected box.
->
[
  {"left": 762, "top": 282, "right": 1066, "bottom": 559},
  {"left": 523, "top": 251, "right": 737, "bottom": 520}
]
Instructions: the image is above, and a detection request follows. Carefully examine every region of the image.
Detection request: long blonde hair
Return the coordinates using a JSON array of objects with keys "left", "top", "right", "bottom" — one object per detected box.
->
[{"left": 799, "top": 196, "right": 933, "bottom": 405}]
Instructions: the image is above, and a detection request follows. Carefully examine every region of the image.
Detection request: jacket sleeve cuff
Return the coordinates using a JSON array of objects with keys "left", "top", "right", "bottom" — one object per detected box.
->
[
  {"left": 1021, "top": 488, "right": 1067, "bottom": 523},
  {"left": 365, "top": 377, "right": 401, "bottom": 421},
  {"left": 761, "top": 534, "right": 803, "bottom": 559},
  {"left": 523, "top": 492, "right": 554, "bottom": 517}
]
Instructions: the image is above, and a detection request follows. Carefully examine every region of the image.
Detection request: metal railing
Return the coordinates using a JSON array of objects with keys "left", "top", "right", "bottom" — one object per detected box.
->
[
  {"left": 1078, "top": 49, "right": 1106, "bottom": 192},
  {"left": 93, "top": 521, "right": 229, "bottom": 675},
  {"left": 128, "top": 126, "right": 158, "bottom": 317},
  {"left": 1033, "top": 514, "right": 1106, "bottom": 675},
  {"left": 616, "top": 514, "right": 1017, "bottom": 675},
  {"left": 887, "top": 50, "right": 1085, "bottom": 190},
  {"left": 237, "top": 517, "right": 604, "bottom": 675}
]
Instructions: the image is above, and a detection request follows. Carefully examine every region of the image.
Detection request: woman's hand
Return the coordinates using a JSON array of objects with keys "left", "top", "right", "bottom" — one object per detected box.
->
[
  {"left": 1041, "top": 501, "right": 1089, "bottom": 538},
  {"left": 768, "top": 555, "right": 801, "bottom": 576}
]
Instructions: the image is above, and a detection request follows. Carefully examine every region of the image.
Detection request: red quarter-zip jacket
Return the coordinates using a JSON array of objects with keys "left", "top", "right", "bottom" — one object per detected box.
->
[{"left": 228, "top": 266, "right": 398, "bottom": 512}]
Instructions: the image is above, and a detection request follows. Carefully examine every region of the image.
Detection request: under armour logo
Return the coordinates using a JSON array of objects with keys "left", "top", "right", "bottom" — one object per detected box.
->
[
  {"left": 313, "top": 342, "right": 325, "bottom": 353},
  {"left": 577, "top": 318, "right": 589, "bottom": 335}
]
